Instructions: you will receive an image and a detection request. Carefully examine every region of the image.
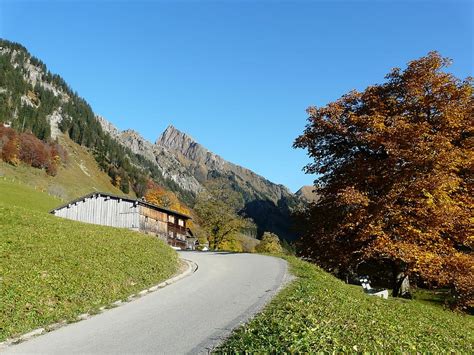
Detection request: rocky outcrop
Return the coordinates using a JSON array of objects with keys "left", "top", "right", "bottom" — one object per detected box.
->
[
  {"left": 157, "top": 126, "right": 226, "bottom": 172},
  {"left": 96, "top": 115, "right": 120, "bottom": 138},
  {"left": 296, "top": 185, "right": 320, "bottom": 203}
]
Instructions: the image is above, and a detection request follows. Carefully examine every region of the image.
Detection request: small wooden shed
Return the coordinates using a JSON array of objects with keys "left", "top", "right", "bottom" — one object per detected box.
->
[{"left": 50, "top": 192, "right": 195, "bottom": 249}]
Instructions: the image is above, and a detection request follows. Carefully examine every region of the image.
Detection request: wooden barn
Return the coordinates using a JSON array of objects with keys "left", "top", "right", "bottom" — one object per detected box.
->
[{"left": 50, "top": 192, "right": 196, "bottom": 249}]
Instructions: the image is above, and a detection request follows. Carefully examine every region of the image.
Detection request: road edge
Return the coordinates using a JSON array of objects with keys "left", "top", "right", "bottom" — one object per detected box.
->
[
  {"left": 0, "top": 257, "right": 198, "bottom": 351},
  {"left": 201, "top": 254, "right": 296, "bottom": 353}
]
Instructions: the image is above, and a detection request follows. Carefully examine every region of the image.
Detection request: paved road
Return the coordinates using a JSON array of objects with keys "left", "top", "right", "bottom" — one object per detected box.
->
[{"left": 6, "top": 252, "right": 289, "bottom": 354}]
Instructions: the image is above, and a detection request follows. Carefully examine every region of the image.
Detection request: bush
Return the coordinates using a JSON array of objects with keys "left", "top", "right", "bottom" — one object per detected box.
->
[
  {"left": 219, "top": 237, "right": 244, "bottom": 252},
  {"left": 255, "top": 232, "right": 283, "bottom": 254},
  {"left": 19, "top": 132, "right": 49, "bottom": 168}
]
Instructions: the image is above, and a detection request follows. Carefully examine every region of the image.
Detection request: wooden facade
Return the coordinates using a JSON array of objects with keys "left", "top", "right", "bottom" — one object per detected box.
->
[{"left": 50, "top": 192, "right": 195, "bottom": 249}]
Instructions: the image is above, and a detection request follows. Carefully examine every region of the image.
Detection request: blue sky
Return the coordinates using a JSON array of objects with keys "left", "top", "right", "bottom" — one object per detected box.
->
[{"left": 1, "top": 0, "right": 472, "bottom": 192}]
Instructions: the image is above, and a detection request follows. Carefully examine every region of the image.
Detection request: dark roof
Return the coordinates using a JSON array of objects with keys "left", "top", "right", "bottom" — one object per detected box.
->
[{"left": 50, "top": 191, "right": 192, "bottom": 219}]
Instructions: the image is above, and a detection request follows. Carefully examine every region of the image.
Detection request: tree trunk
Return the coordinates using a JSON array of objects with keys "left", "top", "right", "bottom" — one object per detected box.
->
[{"left": 393, "top": 271, "right": 412, "bottom": 299}]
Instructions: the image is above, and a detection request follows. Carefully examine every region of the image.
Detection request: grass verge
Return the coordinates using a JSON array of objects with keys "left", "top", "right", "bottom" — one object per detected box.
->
[
  {"left": 218, "top": 256, "right": 473, "bottom": 353},
  {"left": 0, "top": 179, "right": 178, "bottom": 341}
]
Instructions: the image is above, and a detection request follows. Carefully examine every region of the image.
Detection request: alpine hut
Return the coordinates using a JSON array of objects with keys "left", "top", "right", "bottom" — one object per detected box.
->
[{"left": 50, "top": 192, "right": 196, "bottom": 249}]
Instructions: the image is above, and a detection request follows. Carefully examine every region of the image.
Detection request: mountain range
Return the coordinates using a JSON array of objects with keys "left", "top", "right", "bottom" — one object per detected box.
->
[{"left": 0, "top": 39, "right": 303, "bottom": 240}]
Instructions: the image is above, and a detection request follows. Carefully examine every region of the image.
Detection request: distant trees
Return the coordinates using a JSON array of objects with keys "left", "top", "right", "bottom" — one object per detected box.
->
[{"left": 294, "top": 52, "right": 473, "bottom": 309}]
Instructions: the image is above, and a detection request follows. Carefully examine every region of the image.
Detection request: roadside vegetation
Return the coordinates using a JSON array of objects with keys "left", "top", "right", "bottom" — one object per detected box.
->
[
  {"left": 218, "top": 256, "right": 474, "bottom": 353},
  {"left": 0, "top": 179, "right": 179, "bottom": 341}
]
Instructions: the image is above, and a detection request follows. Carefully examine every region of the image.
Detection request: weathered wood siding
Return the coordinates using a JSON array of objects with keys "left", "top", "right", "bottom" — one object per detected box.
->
[
  {"left": 54, "top": 195, "right": 139, "bottom": 230},
  {"left": 139, "top": 206, "right": 168, "bottom": 236}
]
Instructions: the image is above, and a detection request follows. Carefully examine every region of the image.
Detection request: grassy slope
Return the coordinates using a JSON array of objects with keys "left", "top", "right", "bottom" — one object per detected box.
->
[
  {"left": 0, "top": 179, "right": 178, "bottom": 341},
  {"left": 219, "top": 256, "right": 474, "bottom": 353},
  {"left": 0, "top": 134, "right": 129, "bottom": 202}
]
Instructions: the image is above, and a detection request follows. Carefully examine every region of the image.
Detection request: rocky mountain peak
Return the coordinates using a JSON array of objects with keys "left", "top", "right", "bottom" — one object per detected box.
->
[
  {"left": 157, "top": 125, "right": 198, "bottom": 151},
  {"left": 156, "top": 124, "right": 225, "bottom": 170}
]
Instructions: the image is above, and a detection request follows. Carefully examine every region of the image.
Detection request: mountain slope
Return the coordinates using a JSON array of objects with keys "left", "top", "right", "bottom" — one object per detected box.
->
[
  {"left": 295, "top": 185, "right": 319, "bottom": 203},
  {"left": 156, "top": 125, "right": 300, "bottom": 239},
  {"left": 0, "top": 38, "right": 301, "bottom": 240},
  {"left": 0, "top": 134, "right": 128, "bottom": 201},
  {"left": 0, "top": 39, "right": 186, "bottom": 199}
]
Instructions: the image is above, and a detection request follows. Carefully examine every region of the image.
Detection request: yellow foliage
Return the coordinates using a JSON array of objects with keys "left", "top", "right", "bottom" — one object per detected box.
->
[{"left": 219, "top": 237, "right": 244, "bottom": 252}]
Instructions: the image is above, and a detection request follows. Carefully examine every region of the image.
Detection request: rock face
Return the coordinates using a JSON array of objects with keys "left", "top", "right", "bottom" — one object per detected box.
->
[
  {"left": 97, "top": 118, "right": 202, "bottom": 195},
  {"left": 157, "top": 125, "right": 293, "bottom": 205},
  {"left": 296, "top": 185, "right": 320, "bottom": 203}
]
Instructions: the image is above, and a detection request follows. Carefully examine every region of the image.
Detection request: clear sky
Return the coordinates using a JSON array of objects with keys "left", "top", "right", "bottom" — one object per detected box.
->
[{"left": 1, "top": 0, "right": 472, "bottom": 192}]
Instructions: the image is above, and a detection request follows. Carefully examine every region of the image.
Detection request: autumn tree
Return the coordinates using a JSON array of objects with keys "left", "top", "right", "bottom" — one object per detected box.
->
[
  {"left": 255, "top": 232, "right": 283, "bottom": 254},
  {"left": 145, "top": 180, "right": 191, "bottom": 217},
  {"left": 0, "top": 127, "right": 20, "bottom": 165},
  {"left": 0, "top": 127, "right": 67, "bottom": 175},
  {"left": 294, "top": 52, "right": 473, "bottom": 309},
  {"left": 194, "top": 182, "right": 250, "bottom": 250}
]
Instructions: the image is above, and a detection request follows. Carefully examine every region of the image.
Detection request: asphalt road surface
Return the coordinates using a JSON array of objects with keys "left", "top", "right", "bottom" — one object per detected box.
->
[{"left": 6, "top": 252, "right": 289, "bottom": 354}]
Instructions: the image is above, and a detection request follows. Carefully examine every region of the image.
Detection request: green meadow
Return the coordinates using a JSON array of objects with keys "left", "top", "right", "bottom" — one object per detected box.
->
[
  {"left": 219, "top": 256, "right": 474, "bottom": 353},
  {"left": 0, "top": 179, "right": 178, "bottom": 341}
]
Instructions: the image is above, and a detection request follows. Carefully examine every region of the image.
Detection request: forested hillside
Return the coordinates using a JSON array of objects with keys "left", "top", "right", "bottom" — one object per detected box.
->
[{"left": 0, "top": 39, "right": 190, "bottom": 199}]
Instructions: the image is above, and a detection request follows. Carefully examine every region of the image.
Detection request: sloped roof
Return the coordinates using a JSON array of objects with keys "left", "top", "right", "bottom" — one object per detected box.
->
[{"left": 50, "top": 191, "right": 192, "bottom": 219}]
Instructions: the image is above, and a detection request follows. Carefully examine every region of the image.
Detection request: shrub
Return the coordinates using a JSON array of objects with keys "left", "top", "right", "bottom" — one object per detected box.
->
[
  {"left": 256, "top": 232, "right": 283, "bottom": 254},
  {"left": 19, "top": 132, "right": 49, "bottom": 168},
  {"left": 0, "top": 127, "right": 20, "bottom": 165},
  {"left": 219, "top": 237, "right": 244, "bottom": 252}
]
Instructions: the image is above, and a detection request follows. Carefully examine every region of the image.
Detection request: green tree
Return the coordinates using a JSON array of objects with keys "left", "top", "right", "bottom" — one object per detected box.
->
[{"left": 194, "top": 184, "right": 249, "bottom": 250}]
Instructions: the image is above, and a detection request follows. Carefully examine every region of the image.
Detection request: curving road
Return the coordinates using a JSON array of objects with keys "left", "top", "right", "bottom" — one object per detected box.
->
[{"left": 5, "top": 252, "right": 289, "bottom": 354}]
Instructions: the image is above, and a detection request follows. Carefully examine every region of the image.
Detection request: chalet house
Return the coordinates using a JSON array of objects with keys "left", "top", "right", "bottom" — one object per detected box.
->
[{"left": 50, "top": 192, "right": 196, "bottom": 249}]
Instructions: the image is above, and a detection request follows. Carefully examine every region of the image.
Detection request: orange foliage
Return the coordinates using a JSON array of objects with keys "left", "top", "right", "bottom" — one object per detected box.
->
[
  {"left": 294, "top": 52, "right": 473, "bottom": 309},
  {"left": 145, "top": 181, "right": 191, "bottom": 217},
  {"left": 0, "top": 127, "right": 20, "bottom": 165},
  {"left": 0, "top": 126, "right": 67, "bottom": 176}
]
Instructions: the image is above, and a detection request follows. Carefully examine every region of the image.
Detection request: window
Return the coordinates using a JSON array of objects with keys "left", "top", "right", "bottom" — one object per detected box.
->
[
  {"left": 178, "top": 219, "right": 184, "bottom": 227},
  {"left": 168, "top": 215, "right": 175, "bottom": 224}
]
